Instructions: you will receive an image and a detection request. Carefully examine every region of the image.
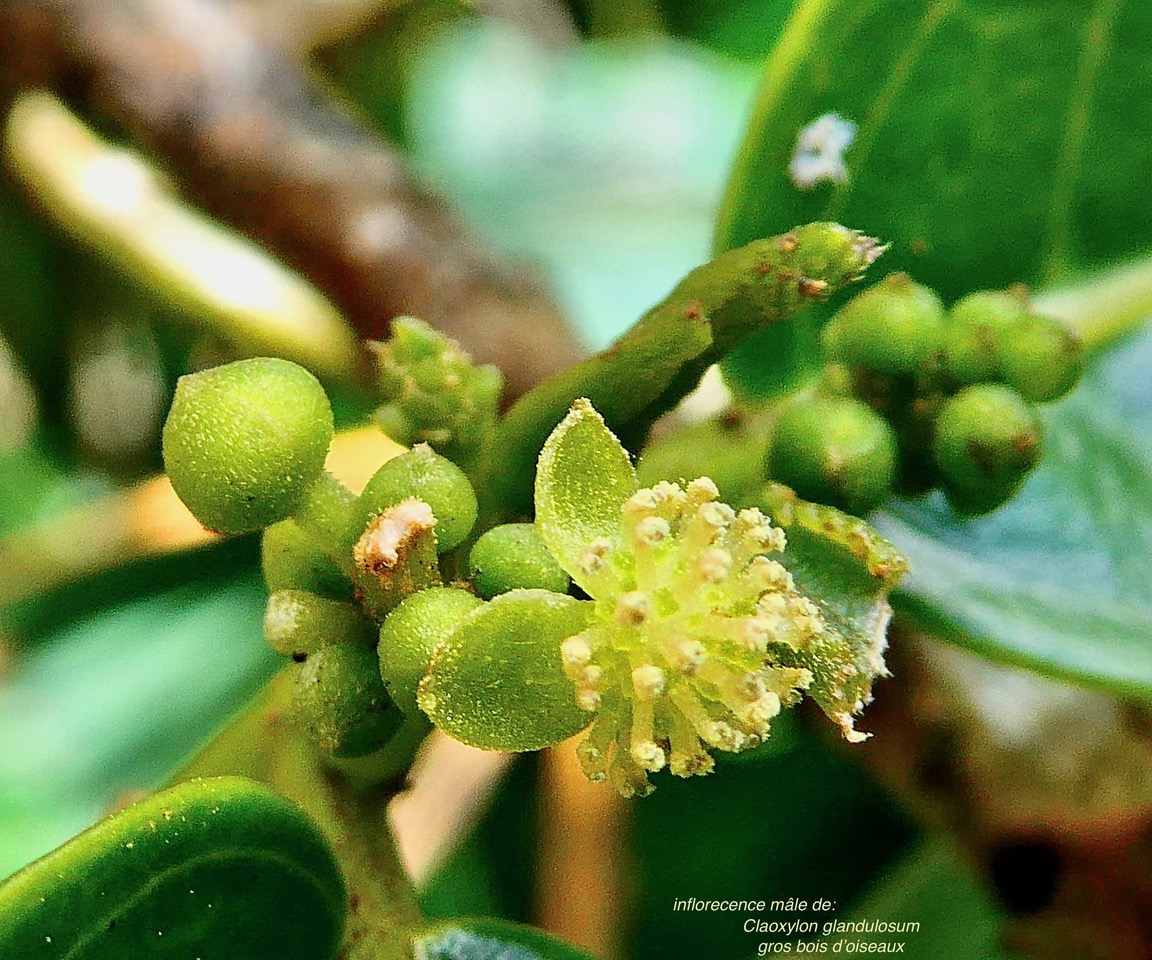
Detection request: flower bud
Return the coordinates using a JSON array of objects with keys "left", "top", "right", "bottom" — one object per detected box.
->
[
  {"left": 162, "top": 358, "right": 333, "bottom": 535},
  {"left": 288, "top": 643, "right": 402, "bottom": 758},
  {"left": 263, "top": 590, "right": 375, "bottom": 658},
  {"left": 767, "top": 397, "right": 897, "bottom": 515},
  {"left": 933, "top": 384, "right": 1041, "bottom": 515},
  {"left": 353, "top": 444, "right": 477, "bottom": 553},
  {"left": 261, "top": 519, "right": 350, "bottom": 599},
  {"left": 999, "top": 315, "right": 1084, "bottom": 403},
  {"left": 822, "top": 273, "right": 945, "bottom": 375},
  {"left": 469, "top": 524, "right": 571, "bottom": 599}
]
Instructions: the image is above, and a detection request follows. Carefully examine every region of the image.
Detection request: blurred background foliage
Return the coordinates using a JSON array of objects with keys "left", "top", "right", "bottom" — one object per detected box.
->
[{"left": 3, "top": 0, "right": 1150, "bottom": 957}]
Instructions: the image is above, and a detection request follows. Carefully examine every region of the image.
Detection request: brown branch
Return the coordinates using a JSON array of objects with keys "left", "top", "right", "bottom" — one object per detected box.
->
[{"left": 0, "top": 0, "right": 583, "bottom": 397}]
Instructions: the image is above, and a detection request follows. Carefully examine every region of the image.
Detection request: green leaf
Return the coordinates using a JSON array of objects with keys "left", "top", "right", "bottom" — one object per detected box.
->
[
  {"left": 419, "top": 590, "right": 594, "bottom": 751},
  {"left": 414, "top": 918, "right": 595, "bottom": 960},
  {"left": 717, "top": 0, "right": 1152, "bottom": 396},
  {"left": 876, "top": 324, "right": 1152, "bottom": 698},
  {"left": 0, "top": 776, "right": 345, "bottom": 959},
  {"left": 535, "top": 399, "right": 638, "bottom": 591}
]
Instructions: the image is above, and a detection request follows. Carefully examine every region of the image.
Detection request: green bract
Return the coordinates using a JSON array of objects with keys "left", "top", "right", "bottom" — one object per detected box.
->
[
  {"left": 354, "top": 444, "right": 477, "bottom": 553},
  {"left": 289, "top": 643, "right": 403, "bottom": 758},
  {"left": 377, "top": 586, "right": 484, "bottom": 717},
  {"left": 469, "top": 524, "right": 571, "bottom": 600},
  {"left": 933, "top": 383, "right": 1041, "bottom": 515},
  {"left": 162, "top": 357, "right": 334, "bottom": 535},
  {"left": 766, "top": 396, "right": 897, "bottom": 515},
  {"left": 822, "top": 273, "right": 945, "bottom": 376},
  {"left": 0, "top": 777, "right": 345, "bottom": 960},
  {"left": 418, "top": 590, "right": 594, "bottom": 751},
  {"left": 532, "top": 399, "right": 904, "bottom": 796}
]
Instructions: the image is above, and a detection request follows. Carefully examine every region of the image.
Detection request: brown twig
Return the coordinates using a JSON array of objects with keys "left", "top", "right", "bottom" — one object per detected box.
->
[{"left": 0, "top": 0, "right": 583, "bottom": 397}]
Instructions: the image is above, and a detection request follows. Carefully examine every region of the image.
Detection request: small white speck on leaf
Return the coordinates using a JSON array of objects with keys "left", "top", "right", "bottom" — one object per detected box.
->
[{"left": 789, "top": 113, "right": 857, "bottom": 190}]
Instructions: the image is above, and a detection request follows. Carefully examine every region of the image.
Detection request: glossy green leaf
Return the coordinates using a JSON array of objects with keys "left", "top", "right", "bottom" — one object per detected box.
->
[
  {"left": 534, "top": 399, "right": 637, "bottom": 592},
  {"left": 419, "top": 590, "right": 594, "bottom": 751},
  {"left": 717, "top": 0, "right": 1152, "bottom": 396},
  {"left": 414, "top": 918, "right": 595, "bottom": 960},
  {"left": 0, "top": 776, "right": 345, "bottom": 959},
  {"left": 876, "top": 324, "right": 1152, "bottom": 698}
]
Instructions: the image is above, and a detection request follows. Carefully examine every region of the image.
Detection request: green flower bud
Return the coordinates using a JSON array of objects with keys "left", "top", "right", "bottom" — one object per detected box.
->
[
  {"left": 469, "top": 524, "right": 571, "bottom": 600},
  {"left": 767, "top": 397, "right": 897, "bottom": 515},
  {"left": 933, "top": 384, "right": 1041, "bottom": 516},
  {"left": 353, "top": 444, "right": 478, "bottom": 553},
  {"left": 377, "top": 586, "right": 484, "bottom": 717},
  {"left": 162, "top": 358, "right": 334, "bottom": 535},
  {"left": 264, "top": 589, "right": 376, "bottom": 658},
  {"left": 289, "top": 643, "right": 402, "bottom": 758},
  {"left": 821, "top": 273, "right": 946, "bottom": 375},
  {"left": 999, "top": 315, "right": 1084, "bottom": 403},
  {"left": 261, "top": 519, "right": 351, "bottom": 599},
  {"left": 943, "top": 289, "right": 1027, "bottom": 385}
]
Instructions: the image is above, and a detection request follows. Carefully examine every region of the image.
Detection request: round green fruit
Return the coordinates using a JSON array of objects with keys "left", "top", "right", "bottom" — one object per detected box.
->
[
  {"left": 822, "top": 273, "right": 946, "bottom": 376},
  {"left": 353, "top": 444, "right": 477, "bottom": 552},
  {"left": 289, "top": 643, "right": 402, "bottom": 758},
  {"left": 767, "top": 397, "right": 898, "bottom": 515},
  {"left": 162, "top": 358, "right": 333, "bottom": 535},
  {"left": 377, "top": 586, "right": 484, "bottom": 717},
  {"left": 469, "top": 524, "right": 570, "bottom": 600}
]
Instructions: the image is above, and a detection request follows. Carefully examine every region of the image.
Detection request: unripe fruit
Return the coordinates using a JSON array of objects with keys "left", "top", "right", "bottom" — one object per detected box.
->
[
  {"left": 943, "top": 289, "right": 1027, "bottom": 385},
  {"left": 163, "top": 358, "right": 334, "bottom": 535},
  {"left": 999, "top": 315, "right": 1084, "bottom": 403},
  {"left": 289, "top": 643, "right": 402, "bottom": 758},
  {"left": 377, "top": 586, "right": 484, "bottom": 717},
  {"left": 353, "top": 444, "right": 477, "bottom": 553},
  {"left": 767, "top": 397, "right": 897, "bottom": 515},
  {"left": 821, "top": 273, "right": 946, "bottom": 375},
  {"left": 261, "top": 519, "right": 350, "bottom": 599},
  {"left": 468, "top": 524, "right": 571, "bottom": 600},
  {"left": 933, "top": 384, "right": 1041, "bottom": 515},
  {"left": 264, "top": 590, "right": 376, "bottom": 658}
]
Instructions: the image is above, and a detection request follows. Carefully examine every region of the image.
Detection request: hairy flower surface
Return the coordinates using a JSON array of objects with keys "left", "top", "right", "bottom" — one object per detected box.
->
[{"left": 559, "top": 477, "right": 823, "bottom": 797}]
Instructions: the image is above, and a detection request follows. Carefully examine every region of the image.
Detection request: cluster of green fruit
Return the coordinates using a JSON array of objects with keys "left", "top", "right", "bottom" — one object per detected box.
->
[
  {"left": 163, "top": 357, "right": 568, "bottom": 760},
  {"left": 767, "top": 274, "right": 1084, "bottom": 516}
]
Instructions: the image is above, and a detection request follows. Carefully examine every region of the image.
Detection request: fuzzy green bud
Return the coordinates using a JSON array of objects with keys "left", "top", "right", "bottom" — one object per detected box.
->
[
  {"left": 289, "top": 643, "right": 402, "bottom": 758},
  {"left": 162, "top": 358, "right": 334, "bottom": 535},
  {"left": 353, "top": 444, "right": 478, "bottom": 553},
  {"left": 822, "top": 273, "right": 946, "bottom": 376},
  {"left": 377, "top": 586, "right": 484, "bottom": 717},
  {"left": 264, "top": 590, "right": 376, "bottom": 658},
  {"left": 999, "top": 315, "right": 1084, "bottom": 403},
  {"left": 767, "top": 397, "right": 897, "bottom": 515},
  {"left": 468, "top": 524, "right": 571, "bottom": 600},
  {"left": 943, "top": 289, "right": 1027, "bottom": 385},
  {"left": 261, "top": 519, "right": 351, "bottom": 599},
  {"left": 933, "top": 384, "right": 1041, "bottom": 515}
]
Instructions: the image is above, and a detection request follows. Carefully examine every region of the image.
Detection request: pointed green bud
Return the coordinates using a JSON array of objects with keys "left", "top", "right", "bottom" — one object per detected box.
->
[
  {"left": 822, "top": 273, "right": 945, "bottom": 376},
  {"left": 162, "top": 357, "right": 333, "bottom": 535},
  {"left": 933, "top": 384, "right": 1041, "bottom": 515},
  {"left": 289, "top": 643, "right": 403, "bottom": 758},
  {"left": 377, "top": 586, "right": 484, "bottom": 717},
  {"left": 767, "top": 397, "right": 897, "bottom": 515},
  {"left": 469, "top": 524, "right": 571, "bottom": 600},
  {"left": 353, "top": 444, "right": 478, "bottom": 553}
]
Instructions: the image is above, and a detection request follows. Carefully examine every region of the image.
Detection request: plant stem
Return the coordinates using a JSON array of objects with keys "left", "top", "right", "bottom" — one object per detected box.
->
[{"left": 1036, "top": 254, "right": 1152, "bottom": 353}]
